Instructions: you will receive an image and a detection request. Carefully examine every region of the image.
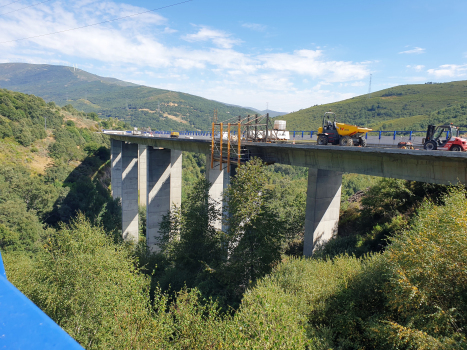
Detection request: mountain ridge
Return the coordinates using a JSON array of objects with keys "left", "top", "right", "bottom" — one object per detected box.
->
[
  {"left": 281, "top": 80, "right": 467, "bottom": 131},
  {"left": 0, "top": 63, "right": 257, "bottom": 131}
]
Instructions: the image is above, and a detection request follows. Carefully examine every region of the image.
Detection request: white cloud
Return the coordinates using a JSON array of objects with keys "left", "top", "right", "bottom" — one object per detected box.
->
[
  {"left": 259, "top": 50, "right": 369, "bottom": 82},
  {"left": 242, "top": 23, "right": 266, "bottom": 32},
  {"left": 182, "top": 26, "right": 241, "bottom": 49},
  {"left": 163, "top": 27, "right": 177, "bottom": 34},
  {"left": 406, "top": 64, "right": 425, "bottom": 71},
  {"left": 427, "top": 64, "right": 467, "bottom": 78},
  {"left": 0, "top": 0, "right": 372, "bottom": 111},
  {"left": 182, "top": 83, "right": 357, "bottom": 111},
  {"left": 399, "top": 47, "right": 425, "bottom": 54}
]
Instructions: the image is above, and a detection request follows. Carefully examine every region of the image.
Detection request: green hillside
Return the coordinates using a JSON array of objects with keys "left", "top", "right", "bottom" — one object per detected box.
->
[
  {"left": 282, "top": 80, "right": 467, "bottom": 131},
  {"left": 2, "top": 87, "right": 467, "bottom": 349},
  {"left": 0, "top": 63, "right": 257, "bottom": 131}
]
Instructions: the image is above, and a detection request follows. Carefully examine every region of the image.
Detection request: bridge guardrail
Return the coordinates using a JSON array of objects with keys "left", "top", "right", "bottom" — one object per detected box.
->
[{"left": 107, "top": 130, "right": 466, "bottom": 141}]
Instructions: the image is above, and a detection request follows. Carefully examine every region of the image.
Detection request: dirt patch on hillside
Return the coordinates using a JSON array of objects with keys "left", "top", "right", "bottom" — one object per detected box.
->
[
  {"left": 62, "top": 112, "right": 98, "bottom": 129},
  {"left": 29, "top": 154, "right": 53, "bottom": 174},
  {"left": 163, "top": 113, "right": 188, "bottom": 124},
  {"left": 145, "top": 92, "right": 180, "bottom": 102},
  {"left": 139, "top": 108, "right": 157, "bottom": 113}
]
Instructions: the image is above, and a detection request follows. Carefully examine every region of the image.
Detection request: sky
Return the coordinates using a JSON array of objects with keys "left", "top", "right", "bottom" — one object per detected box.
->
[{"left": 0, "top": 0, "right": 466, "bottom": 112}]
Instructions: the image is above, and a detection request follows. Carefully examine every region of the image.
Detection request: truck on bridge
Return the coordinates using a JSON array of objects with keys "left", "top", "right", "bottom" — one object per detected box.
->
[{"left": 316, "top": 112, "right": 372, "bottom": 147}]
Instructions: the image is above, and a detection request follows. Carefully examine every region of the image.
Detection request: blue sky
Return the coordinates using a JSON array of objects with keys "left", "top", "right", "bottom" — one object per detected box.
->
[{"left": 1, "top": 0, "right": 466, "bottom": 111}]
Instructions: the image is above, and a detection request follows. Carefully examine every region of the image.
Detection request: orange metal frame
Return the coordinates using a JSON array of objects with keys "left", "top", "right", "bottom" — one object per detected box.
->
[{"left": 210, "top": 122, "right": 242, "bottom": 169}]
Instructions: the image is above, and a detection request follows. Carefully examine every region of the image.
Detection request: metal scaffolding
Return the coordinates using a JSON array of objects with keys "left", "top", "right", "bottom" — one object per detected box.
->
[{"left": 210, "top": 113, "right": 282, "bottom": 170}]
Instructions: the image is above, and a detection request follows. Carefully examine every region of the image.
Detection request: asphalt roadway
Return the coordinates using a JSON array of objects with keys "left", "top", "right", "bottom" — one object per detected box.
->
[{"left": 113, "top": 132, "right": 426, "bottom": 149}]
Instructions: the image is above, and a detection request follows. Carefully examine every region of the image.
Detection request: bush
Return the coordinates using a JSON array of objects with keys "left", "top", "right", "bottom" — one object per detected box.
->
[
  {"left": 371, "top": 188, "right": 467, "bottom": 348},
  {"left": 4, "top": 215, "right": 166, "bottom": 349}
]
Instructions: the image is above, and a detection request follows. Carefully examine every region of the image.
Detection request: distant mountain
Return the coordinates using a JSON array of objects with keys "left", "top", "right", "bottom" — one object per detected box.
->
[
  {"left": 216, "top": 100, "right": 287, "bottom": 118},
  {"left": 0, "top": 63, "right": 257, "bottom": 131},
  {"left": 247, "top": 108, "right": 288, "bottom": 119},
  {"left": 281, "top": 80, "right": 467, "bottom": 131}
]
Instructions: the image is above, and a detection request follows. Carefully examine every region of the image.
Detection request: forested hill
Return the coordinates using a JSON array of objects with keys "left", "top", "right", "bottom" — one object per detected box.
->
[
  {"left": 282, "top": 80, "right": 467, "bottom": 131},
  {"left": 0, "top": 63, "right": 257, "bottom": 131},
  {"left": 2, "top": 87, "right": 467, "bottom": 348},
  {"left": 0, "top": 88, "right": 128, "bottom": 245}
]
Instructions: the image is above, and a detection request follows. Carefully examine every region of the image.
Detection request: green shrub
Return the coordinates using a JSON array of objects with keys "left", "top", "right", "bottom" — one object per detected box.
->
[
  {"left": 371, "top": 188, "right": 467, "bottom": 348},
  {"left": 4, "top": 215, "right": 168, "bottom": 349}
]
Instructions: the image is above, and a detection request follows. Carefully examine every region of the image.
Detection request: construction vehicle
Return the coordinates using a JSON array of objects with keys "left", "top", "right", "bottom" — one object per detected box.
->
[
  {"left": 316, "top": 112, "right": 372, "bottom": 147},
  {"left": 422, "top": 124, "right": 467, "bottom": 151},
  {"left": 170, "top": 131, "right": 179, "bottom": 138}
]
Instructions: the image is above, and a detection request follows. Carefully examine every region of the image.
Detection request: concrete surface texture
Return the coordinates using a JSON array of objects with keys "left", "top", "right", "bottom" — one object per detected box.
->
[
  {"left": 205, "top": 154, "right": 224, "bottom": 230},
  {"left": 245, "top": 142, "right": 467, "bottom": 185},
  {"left": 110, "top": 139, "right": 122, "bottom": 200},
  {"left": 138, "top": 144, "right": 147, "bottom": 206},
  {"left": 170, "top": 150, "right": 183, "bottom": 212},
  {"left": 146, "top": 148, "right": 182, "bottom": 252},
  {"left": 121, "top": 142, "right": 139, "bottom": 243},
  {"left": 108, "top": 134, "right": 467, "bottom": 256},
  {"left": 303, "top": 169, "right": 342, "bottom": 256},
  {"left": 107, "top": 134, "right": 467, "bottom": 186}
]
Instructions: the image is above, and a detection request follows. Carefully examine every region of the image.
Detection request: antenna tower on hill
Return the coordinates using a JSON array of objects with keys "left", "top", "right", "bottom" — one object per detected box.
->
[{"left": 367, "top": 74, "right": 372, "bottom": 99}]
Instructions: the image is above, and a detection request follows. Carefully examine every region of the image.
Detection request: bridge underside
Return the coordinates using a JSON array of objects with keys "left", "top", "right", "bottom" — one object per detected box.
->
[{"left": 109, "top": 135, "right": 467, "bottom": 255}]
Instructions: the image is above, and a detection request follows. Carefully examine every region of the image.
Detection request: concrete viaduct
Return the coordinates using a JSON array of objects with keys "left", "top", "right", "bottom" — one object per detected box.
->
[{"left": 107, "top": 132, "right": 467, "bottom": 256}]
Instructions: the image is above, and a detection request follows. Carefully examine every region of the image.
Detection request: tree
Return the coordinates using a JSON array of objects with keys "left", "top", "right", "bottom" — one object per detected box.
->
[
  {"left": 156, "top": 178, "right": 225, "bottom": 294},
  {"left": 221, "top": 158, "right": 284, "bottom": 294}
]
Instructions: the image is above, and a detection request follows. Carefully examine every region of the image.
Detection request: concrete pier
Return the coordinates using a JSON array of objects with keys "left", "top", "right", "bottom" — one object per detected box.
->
[
  {"left": 110, "top": 139, "right": 122, "bottom": 200},
  {"left": 121, "top": 142, "right": 139, "bottom": 243},
  {"left": 138, "top": 144, "right": 147, "bottom": 206},
  {"left": 303, "top": 169, "right": 342, "bottom": 256},
  {"left": 205, "top": 156, "right": 224, "bottom": 230},
  {"left": 205, "top": 155, "right": 235, "bottom": 230},
  {"left": 146, "top": 148, "right": 182, "bottom": 252}
]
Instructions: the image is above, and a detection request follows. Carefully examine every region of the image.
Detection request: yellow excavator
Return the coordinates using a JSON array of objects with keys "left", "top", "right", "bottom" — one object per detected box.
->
[{"left": 317, "top": 112, "right": 372, "bottom": 147}]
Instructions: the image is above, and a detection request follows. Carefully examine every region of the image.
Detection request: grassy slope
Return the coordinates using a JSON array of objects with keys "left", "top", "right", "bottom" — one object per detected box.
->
[
  {"left": 0, "top": 63, "right": 257, "bottom": 131},
  {"left": 282, "top": 80, "right": 467, "bottom": 130}
]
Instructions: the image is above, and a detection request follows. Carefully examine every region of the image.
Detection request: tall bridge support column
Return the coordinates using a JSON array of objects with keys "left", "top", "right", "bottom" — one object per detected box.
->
[
  {"left": 110, "top": 139, "right": 122, "bottom": 200},
  {"left": 205, "top": 156, "right": 224, "bottom": 230},
  {"left": 146, "top": 148, "right": 182, "bottom": 252},
  {"left": 303, "top": 169, "right": 342, "bottom": 256},
  {"left": 138, "top": 144, "right": 147, "bottom": 206},
  {"left": 121, "top": 142, "right": 139, "bottom": 243},
  {"left": 205, "top": 155, "right": 235, "bottom": 231}
]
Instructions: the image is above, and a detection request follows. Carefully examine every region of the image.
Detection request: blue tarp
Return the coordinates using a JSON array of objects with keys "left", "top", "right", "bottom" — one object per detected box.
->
[{"left": 0, "top": 251, "right": 84, "bottom": 349}]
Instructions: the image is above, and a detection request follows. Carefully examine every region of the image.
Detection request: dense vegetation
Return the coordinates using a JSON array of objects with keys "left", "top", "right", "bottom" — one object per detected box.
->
[
  {"left": 0, "top": 63, "right": 257, "bottom": 131},
  {"left": 1, "top": 88, "right": 467, "bottom": 349},
  {"left": 0, "top": 89, "right": 125, "bottom": 253},
  {"left": 283, "top": 80, "right": 467, "bottom": 131}
]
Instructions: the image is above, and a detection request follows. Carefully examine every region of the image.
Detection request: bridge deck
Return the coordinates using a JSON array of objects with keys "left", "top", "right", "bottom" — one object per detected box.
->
[{"left": 107, "top": 133, "right": 467, "bottom": 185}]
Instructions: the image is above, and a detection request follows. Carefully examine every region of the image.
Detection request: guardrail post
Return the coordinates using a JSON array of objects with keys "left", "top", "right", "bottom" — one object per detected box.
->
[
  {"left": 293, "top": 131, "right": 296, "bottom": 138},
  {"left": 310, "top": 131, "right": 313, "bottom": 138},
  {"left": 393, "top": 131, "right": 397, "bottom": 140},
  {"left": 301, "top": 131, "right": 304, "bottom": 138},
  {"left": 409, "top": 131, "right": 413, "bottom": 140},
  {"left": 365, "top": 132, "right": 368, "bottom": 139},
  {"left": 379, "top": 131, "right": 382, "bottom": 139}
]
